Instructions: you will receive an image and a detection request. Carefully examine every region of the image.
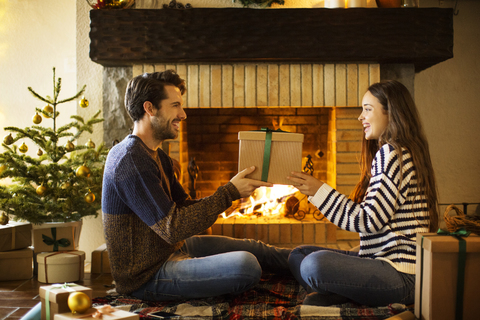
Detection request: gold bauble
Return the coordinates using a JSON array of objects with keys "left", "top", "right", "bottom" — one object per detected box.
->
[
  {"left": 85, "top": 139, "right": 95, "bottom": 149},
  {"left": 79, "top": 97, "right": 89, "bottom": 108},
  {"left": 43, "top": 105, "right": 54, "bottom": 118},
  {"left": 19, "top": 142, "right": 28, "bottom": 153},
  {"left": 67, "top": 292, "right": 91, "bottom": 314},
  {"left": 36, "top": 184, "right": 47, "bottom": 196},
  {"left": 75, "top": 165, "right": 91, "bottom": 178},
  {"left": 37, "top": 149, "right": 43, "bottom": 156},
  {"left": 3, "top": 133, "right": 14, "bottom": 145},
  {"left": 65, "top": 141, "right": 75, "bottom": 152},
  {"left": 0, "top": 212, "right": 8, "bottom": 225},
  {"left": 85, "top": 190, "right": 95, "bottom": 203},
  {"left": 0, "top": 164, "right": 6, "bottom": 175},
  {"left": 61, "top": 181, "right": 71, "bottom": 189},
  {"left": 32, "top": 112, "right": 43, "bottom": 124}
]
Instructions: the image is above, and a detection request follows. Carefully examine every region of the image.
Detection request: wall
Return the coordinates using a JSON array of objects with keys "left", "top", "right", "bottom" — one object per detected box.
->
[{"left": 417, "top": 0, "right": 480, "bottom": 212}]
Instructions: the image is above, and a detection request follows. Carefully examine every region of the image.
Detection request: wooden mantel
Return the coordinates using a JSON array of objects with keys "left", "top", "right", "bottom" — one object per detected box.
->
[{"left": 89, "top": 8, "right": 453, "bottom": 72}]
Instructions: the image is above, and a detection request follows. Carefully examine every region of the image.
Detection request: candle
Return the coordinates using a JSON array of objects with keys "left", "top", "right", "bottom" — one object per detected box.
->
[{"left": 347, "top": 0, "right": 366, "bottom": 7}]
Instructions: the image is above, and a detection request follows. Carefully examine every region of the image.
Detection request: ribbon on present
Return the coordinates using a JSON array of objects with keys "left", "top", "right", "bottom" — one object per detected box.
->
[
  {"left": 258, "top": 128, "right": 287, "bottom": 182},
  {"left": 44, "top": 282, "right": 79, "bottom": 320},
  {"left": 418, "top": 229, "right": 470, "bottom": 320},
  {"left": 42, "top": 227, "right": 71, "bottom": 251}
]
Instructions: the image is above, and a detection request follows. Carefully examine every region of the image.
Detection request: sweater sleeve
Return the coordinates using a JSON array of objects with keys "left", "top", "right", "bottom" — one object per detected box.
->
[
  {"left": 308, "top": 145, "right": 408, "bottom": 234},
  {"left": 112, "top": 148, "right": 241, "bottom": 245}
]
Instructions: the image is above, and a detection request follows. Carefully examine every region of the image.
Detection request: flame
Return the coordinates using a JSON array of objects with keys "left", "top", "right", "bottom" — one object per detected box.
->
[{"left": 221, "top": 185, "right": 298, "bottom": 219}]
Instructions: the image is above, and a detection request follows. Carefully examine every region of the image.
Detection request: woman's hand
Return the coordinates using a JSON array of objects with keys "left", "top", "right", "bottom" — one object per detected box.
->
[{"left": 287, "top": 171, "right": 324, "bottom": 196}]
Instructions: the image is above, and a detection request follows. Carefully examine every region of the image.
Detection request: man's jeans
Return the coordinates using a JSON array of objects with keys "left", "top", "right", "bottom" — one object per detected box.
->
[
  {"left": 288, "top": 245, "right": 416, "bottom": 307},
  {"left": 131, "top": 235, "right": 291, "bottom": 301}
]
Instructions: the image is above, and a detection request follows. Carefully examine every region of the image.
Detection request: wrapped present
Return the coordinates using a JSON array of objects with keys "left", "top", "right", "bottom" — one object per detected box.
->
[
  {"left": 39, "top": 283, "right": 92, "bottom": 320},
  {"left": 91, "top": 243, "right": 111, "bottom": 274},
  {"left": 415, "top": 232, "right": 480, "bottom": 320},
  {"left": 238, "top": 130, "right": 304, "bottom": 185},
  {"left": 37, "top": 251, "right": 85, "bottom": 283},
  {"left": 0, "top": 247, "right": 33, "bottom": 281},
  {"left": 54, "top": 306, "right": 139, "bottom": 320},
  {"left": 0, "top": 221, "right": 32, "bottom": 252},
  {"left": 32, "top": 221, "right": 82, "bottom": 253}
]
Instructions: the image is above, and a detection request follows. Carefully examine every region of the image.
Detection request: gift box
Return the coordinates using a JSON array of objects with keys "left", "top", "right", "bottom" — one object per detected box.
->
[
  {"left": 53, "top": 307, "right": 139, "bottom": 320},
  {"left": 91, "top": 243, "right": 111, "bottom": 274},
  {"left": 238, "top": 130, "right": 304, "bottom": 185},
  {"left": 414, "top": 232, "right": 480, "bottom": 320},
  {"left": 0, "top": 221, "right": 32, "bottom": 252},
  {"left": 40, "top": 284, "right": 92, "bottom": 320},
  {"left": 0, "top": 247, "right": 33, "bottom": 281},
  {"left": 32, "top": 221, "right": 82, "bottom": 253},
  {"left": 37, "top": 251, "right": 85, "bottom": 283}
]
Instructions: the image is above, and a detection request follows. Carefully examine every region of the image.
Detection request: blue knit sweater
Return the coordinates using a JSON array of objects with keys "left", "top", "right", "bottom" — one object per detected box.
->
[
  {"left": 102, "top": 135, "right": 241, "bottom": 294},
  {"left": 309, "top": 144, "right": 430, "bottom": 275}
]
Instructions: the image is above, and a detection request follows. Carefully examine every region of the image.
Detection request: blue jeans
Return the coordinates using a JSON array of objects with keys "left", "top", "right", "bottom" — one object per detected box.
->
[
  {"left": 288, "top": 245, "right": 415, "bottom": 307},
  {"left": 131, "top": 235, "right": 291, "bottom": 301}
]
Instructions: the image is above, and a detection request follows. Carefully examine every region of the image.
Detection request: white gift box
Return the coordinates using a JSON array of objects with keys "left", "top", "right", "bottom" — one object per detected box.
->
[{"left": 37, "top": 250, "right": 85, "bottom": 283}]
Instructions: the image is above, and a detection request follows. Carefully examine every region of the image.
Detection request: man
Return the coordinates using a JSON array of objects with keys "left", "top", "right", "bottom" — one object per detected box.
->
[{"left": 102, "top": 70, "right": 291, "bottom": 301}]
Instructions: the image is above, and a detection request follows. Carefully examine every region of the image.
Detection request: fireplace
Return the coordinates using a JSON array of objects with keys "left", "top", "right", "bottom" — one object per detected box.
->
[{"left": 91, "top": 8, "right": 453, "bottom": 247}]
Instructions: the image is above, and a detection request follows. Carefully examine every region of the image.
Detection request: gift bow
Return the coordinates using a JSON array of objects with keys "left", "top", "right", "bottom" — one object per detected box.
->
[
  {"left": 258, "top": 128, "right": 287, "bottom": 182},
  {"left": 42, "top": 227, "right": 71, "bottom": 251},
  {"left": 44, "top": 283, "right": 79, "bottom": 320}
]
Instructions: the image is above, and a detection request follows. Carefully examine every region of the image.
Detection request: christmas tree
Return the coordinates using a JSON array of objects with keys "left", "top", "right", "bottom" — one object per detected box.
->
[{"left": 0, "top": 68, "right": 108, "bottom": 224}]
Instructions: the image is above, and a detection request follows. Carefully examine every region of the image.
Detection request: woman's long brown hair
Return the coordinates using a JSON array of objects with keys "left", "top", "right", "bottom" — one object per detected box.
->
[{"left": 350, "top": 80, "right": 439, "bottom": 232}]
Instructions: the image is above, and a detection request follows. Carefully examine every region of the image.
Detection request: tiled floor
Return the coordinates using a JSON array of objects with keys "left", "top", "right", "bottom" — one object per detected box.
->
[
  {"left": 0, "top": 264, "right": 114, "bottom": 320},
  {"left": 0, "top": 240, "right": 359, "bottom": 319}
]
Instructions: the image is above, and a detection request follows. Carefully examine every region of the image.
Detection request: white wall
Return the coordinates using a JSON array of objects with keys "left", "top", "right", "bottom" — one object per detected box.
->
[
  {"left": 0, "top": 0, "right": 76, "bottom": 157},
  {"left": 416, "top": 0, "right": 480, "bottom": 209}
]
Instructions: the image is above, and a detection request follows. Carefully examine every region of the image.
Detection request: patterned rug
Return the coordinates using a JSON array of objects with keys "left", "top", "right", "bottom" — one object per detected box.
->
[{"left": 92, "top": 273, "right": 411, "bottom": 320}]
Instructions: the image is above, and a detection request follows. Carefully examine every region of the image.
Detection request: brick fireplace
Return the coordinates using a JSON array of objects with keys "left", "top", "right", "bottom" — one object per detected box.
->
[{"left": 91, "top": 8, "right": 453, "bottom": 247}]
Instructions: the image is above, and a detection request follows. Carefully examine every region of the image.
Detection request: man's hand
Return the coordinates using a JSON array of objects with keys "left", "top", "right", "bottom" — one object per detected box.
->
[{"left": 230, "top": 166, "right": 273, "bottom": 198}]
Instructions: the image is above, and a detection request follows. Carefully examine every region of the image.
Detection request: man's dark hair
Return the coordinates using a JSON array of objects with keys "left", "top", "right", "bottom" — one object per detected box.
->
[{"left": 124, "top": 69, "right": 186, "bottom": 122}]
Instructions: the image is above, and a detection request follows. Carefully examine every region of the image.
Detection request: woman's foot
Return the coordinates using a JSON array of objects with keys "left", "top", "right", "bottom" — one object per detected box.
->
[{"left": 303, "top": 292, "right": 350, "bottom": 306}]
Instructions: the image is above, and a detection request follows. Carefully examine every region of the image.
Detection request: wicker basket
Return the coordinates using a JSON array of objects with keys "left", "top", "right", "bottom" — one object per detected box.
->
[{"left": 443, "top": 204, "right": 480, "bottom": 235}]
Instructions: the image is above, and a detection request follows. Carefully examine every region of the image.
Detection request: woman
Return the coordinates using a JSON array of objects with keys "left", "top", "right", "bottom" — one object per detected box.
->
[{"left": 287, "top": 80, "right": 438, "bottom": 307}]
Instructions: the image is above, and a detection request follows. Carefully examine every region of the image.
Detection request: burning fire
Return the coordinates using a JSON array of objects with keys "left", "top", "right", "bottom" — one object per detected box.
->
[{"left": 220, "top": 185, "right": 299, "bottom": 219}]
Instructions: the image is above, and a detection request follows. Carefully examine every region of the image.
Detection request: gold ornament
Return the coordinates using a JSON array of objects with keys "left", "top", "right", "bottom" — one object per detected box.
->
[
  {"left": 0, "top": 164, "right": 6, "bottom": 175},
  {"left": 0, "top": 212, "right": 8, "bottom": 225},
  {"left": 19, "top": 142, "right": 28, "bottom": 153},
  {"left": 36, "top": 184, "right": 47, "bottom": 196},
  {"left": 43, "top": 105, "right": 54, "bottom": 118},
  {"left": 65, "top": 141, "right": 75, "bottom": 152},
  {"left": 85, "top": 190, "right": 95, "bottom": 203},
  {"left": 79, "top": 97, "right": 89, "bottom": 108},
  {"left": 61, "top": 181, "right": 71, "bottom": 189},
  {"left": 37, "top": 149, "right": 43, "bottom": 156},
  {"left": 76, "top": 165, "right": 91, "bottom": 178},
  {"left": 3, "top": 133, "right": 14, "bottom": 145},
  {"left": 67, "top": 291, "right": 91, "bottom": 314},
  {"left": 32, "top": 112, "right": 43, "bottom": 124},
  {"left": 86, "top": 139, "right": 95, "bottom": 149}
]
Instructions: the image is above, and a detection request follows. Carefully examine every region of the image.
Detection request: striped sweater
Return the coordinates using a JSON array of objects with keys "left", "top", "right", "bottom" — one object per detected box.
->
[
  {"left": 309, "top": 143, "right": 429, "bottom": 275},
  {"left": 101, "top": 135, "right": 241, "bottom": 294}
]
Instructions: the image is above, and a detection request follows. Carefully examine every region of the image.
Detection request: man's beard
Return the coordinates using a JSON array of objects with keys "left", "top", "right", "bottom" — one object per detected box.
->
[{"left": 151, "top": 116, "right": 178, "bottom": 142}]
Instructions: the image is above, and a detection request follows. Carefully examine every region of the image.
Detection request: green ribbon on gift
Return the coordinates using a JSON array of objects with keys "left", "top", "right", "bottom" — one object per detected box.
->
[
  {"left": 258, "top": 128, "right": 286, "bottom": 182},
  {"left": 42, "top": 227, "right": 71, "bottom": 252},
  {"left": 437, "top": 228, "right": 470, "bottom": 320},
  {"left": 44, "top": 283, "right": 79, "bottom": 320}
]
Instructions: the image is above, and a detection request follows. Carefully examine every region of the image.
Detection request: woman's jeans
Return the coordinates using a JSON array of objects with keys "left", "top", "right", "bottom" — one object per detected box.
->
[
  {"left": 288, "top": 245, "right": 416, "bottom": 307},
  {"left": 131, "top": 235, "right": 291, "bottom": 301}
]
